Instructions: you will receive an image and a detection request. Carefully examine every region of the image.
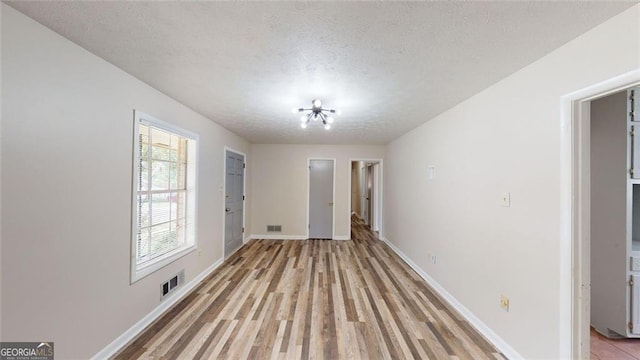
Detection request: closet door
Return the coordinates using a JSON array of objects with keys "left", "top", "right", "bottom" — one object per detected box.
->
[
  {"left": 630, "top": 87, "right": 640, "bottom": 179},
  {"left": 633, "top": 274, "right": 640, "bottom": 334}
]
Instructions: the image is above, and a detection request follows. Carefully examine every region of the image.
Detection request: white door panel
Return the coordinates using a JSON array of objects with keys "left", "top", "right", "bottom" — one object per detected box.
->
[
  {"left": 633, "top": 125, "right": 640, "bottom": 179},
  {"left": 633, "top": 275, "right": 640, "bottom": 335},
  {"left": 361, "top": 164, "right": 368, "bottom": 223},
  {"left": 632, "top": 87, "right": 640, "bottom": 179},
  {"left": 633, "top": 87, "right": 640, "bottom": 122},
  {"left": 372, "top": 163, "right": 380, "bottom": 231},
  {"left": 366, "top": 165, "right": 373, "bottom": 226}
]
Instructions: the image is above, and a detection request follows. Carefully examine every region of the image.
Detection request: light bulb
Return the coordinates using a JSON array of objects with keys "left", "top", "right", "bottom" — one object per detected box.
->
[
  {"left": 312, "top": 99, "right": 322, "bottom": 108},
  {"left": 327, "top": 116, "right": 334, "bottom": 124},
  {"left": 301, "top": 122, "right": 307, "bottom": 129},
  {"left": 300, "top": 115, "right": 307, "bottom": 122},
  {"left": 336, "top": 109, "right": 342, "bottom": 116},
  {"left": 324, "top": 124, "right": 331, "bottom": 130}
]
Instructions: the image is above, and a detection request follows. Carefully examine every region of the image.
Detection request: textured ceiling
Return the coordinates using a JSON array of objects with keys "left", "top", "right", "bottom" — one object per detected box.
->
[{"left": 5, "top": 1, "right": 635, "bottom": 144}]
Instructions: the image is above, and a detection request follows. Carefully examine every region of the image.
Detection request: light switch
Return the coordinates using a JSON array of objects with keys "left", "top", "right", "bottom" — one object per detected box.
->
[
  {"left": 632, "top": 256, "right": 640, "bottom": 271},
  {"left": 427, "top": 166, "right": 436, "bottom": 180},
  {"left": 501, "top": 192, "right": 511, "bottom": 207}
]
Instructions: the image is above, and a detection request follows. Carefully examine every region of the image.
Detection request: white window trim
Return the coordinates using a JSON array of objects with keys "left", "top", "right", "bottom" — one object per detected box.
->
[{"left": 130, "top": 110, "right": 199, "bottom": 283}]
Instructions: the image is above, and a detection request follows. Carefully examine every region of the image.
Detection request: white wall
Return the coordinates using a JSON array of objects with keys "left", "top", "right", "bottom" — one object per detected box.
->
[
  {"left": 1, "top": 5, "right": 250, "bottom": 358},
  {"left": 590, "top": 91, "right": 628, "bottom": 336},
  {"left": 250, "top": 144, "right": 384, "bottom": 239},
  {"left": 384, "top": 5, "right": 639, "bottom": 359}
]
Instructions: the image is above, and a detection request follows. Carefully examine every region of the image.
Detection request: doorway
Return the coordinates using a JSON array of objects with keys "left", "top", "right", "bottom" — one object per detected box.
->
[
  {"left": 350, "top": 159, "right": 383, "bottom": 238},
  {"left": 224, "top": 149, "right": 245, "bottom": 258},
  {"left": 590, "top": 90, "right": 631, "bottom": 343},
  {"left": 568, "top": 70, "right": 640, "bottom": 358},
  {"left": 308, "top": 159, "right": 335, "bottom": 239}
]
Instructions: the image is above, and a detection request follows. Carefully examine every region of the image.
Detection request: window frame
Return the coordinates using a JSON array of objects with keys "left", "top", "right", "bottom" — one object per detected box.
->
[{"left": 130, "top": 110, "right": 199, "bottom": 283}]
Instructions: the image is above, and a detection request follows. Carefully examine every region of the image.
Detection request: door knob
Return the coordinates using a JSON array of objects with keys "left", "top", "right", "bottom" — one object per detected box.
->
[
  {"left": 328, "top": 202, "right": 334, "bottom": 207},
  {"left": 225, "top": 208, "right": 231, "bottom": 212}
]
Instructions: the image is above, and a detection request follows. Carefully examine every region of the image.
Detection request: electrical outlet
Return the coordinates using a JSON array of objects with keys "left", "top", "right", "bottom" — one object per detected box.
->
[
  {"left": 500, "top": 295, "right": 510, "bottom": 311},
  {"left": 431, "top": 254, "right": 437, "bottom": 264}
]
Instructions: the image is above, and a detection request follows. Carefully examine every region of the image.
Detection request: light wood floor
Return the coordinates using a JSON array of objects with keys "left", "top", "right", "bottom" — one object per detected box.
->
[
  {"left": 115, "top": 216, "right": 504, "bottom": 359},
  {"left": 591, "top": 328, "right": 640, "bottom": 360}
]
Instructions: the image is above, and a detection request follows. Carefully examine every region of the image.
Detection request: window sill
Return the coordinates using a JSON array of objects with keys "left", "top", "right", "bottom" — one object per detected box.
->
[{"left": 131, "top": 245, "right": 196, "bottom": 284}]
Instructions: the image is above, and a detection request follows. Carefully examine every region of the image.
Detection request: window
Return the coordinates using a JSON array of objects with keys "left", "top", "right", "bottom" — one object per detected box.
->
[{"left": 131, "top": 111, "right": 198, "bottom": 282}]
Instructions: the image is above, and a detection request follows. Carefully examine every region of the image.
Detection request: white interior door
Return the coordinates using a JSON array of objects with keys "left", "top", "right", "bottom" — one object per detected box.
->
[
  {"left": 309, "top": 159, "right": 334, "bottom": 239},
  {"left": 633, "top": 274, "right": 640, "bottom": 334},
  {"left": 631, "top": 87, "right": 640, "bottom": 179},
  {"left": 224, "top": 150, "right": 244, "bottom": 257},
  {"left": 366, "top": 164, "right": 373, "bottom": 226},
  {"left": 372, "top": 163, "right": 380, "bottom": 232},
  {"left": 361, "top": 163, "right": 368, "bottom": 224},
  {"left": 632, "top": 124, "right": 640, "bottom": 179}
]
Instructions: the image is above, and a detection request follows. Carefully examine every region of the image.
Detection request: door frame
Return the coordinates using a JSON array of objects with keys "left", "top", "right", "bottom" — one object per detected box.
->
[
  {"left": 564, "top": 69, "right": 640, "bottom": 359},
  {"left": 358, "top": 162, "right": 365, "bottom": 221},
  {"left": 307, "top": 157, "right": 336, "bottom": 240},
  {"left": 372, "top": 162, "right": 381, "bottom": 232},
  {"left": 366, "top": 164, "right": 372, "bottom": 225},
  {"left": 223, "top": 147, "right": 247, "bottom": 259},
  {"left": 348, "top": 158, "right": 384, "bottom": 240}
]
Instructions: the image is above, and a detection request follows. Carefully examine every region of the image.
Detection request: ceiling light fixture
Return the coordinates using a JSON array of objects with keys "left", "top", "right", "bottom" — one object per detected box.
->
[{"left": 293, "top": 99, "right": 340, "bottom": 130}]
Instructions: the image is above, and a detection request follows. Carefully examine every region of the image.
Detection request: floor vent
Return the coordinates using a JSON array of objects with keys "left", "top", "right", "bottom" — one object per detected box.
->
[
  {"left": 267, "top": 225, "right": 282, "bottom": 232},
  {"left": 161, "top": 270, "right": 185, "bottom": 300}
]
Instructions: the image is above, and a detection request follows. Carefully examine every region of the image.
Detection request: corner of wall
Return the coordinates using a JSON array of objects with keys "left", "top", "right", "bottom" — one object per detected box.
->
[
  {"left": 380, "top": 237, "right": 523, "bottom": 360},
  {"left": 1, "top": 7, "right": 252, "bottom": 357},
  {"left": 91, "top": 258, "right": 223, "bottom": 359}
]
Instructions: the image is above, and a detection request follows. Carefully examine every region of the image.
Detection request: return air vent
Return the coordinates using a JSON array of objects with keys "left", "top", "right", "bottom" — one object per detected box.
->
[
  {"left": 160, "top": 270, "right": 184, "bottom": 300},
  {"left": 267, "top": 225, "right": 282, "bottom": 232}
]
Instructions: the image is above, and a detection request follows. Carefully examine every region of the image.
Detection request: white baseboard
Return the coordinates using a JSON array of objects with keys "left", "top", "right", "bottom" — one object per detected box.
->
[
  {"left": 91, "top": 258, "right": 223, "bottom": 360},
  {"left": 249, "top": 234, "right": 309, "bottom": 240},
  {"left": 380, "top": 237, "right": 523, "bottom": 360},
  {"left": 248, "top": 234, "right": 351, "bottom": 241}
]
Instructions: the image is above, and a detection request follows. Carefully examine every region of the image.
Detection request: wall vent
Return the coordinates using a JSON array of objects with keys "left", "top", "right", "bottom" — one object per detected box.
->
[
  {"left": 267, "top": 225, "right": 282, "bottom": 232},
  {"left": 161, "top": 269, "right": 185, "bottom": 300}
]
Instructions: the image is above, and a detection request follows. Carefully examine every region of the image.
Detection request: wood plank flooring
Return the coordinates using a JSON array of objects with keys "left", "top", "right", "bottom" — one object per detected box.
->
[
  {"left": 591, "top": 328, "right": 640, "bottom": 360},
  {"left": 115, "top": 215, "right": 504, "bottom": 359}
]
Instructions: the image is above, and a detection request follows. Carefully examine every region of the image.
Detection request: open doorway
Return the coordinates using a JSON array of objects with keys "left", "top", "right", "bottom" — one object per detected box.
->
[
  {"left": 590, "top": 91, "right": 630, "bottom": 337},
  {"left": 589, "top": 89, "right": 640, "bottom": 356},
  {"left": 568, "top": 70, "right": 640, "bottom": 359},
  {"left": 349, "top": 159, "right": 382, "bottom": 239}
]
